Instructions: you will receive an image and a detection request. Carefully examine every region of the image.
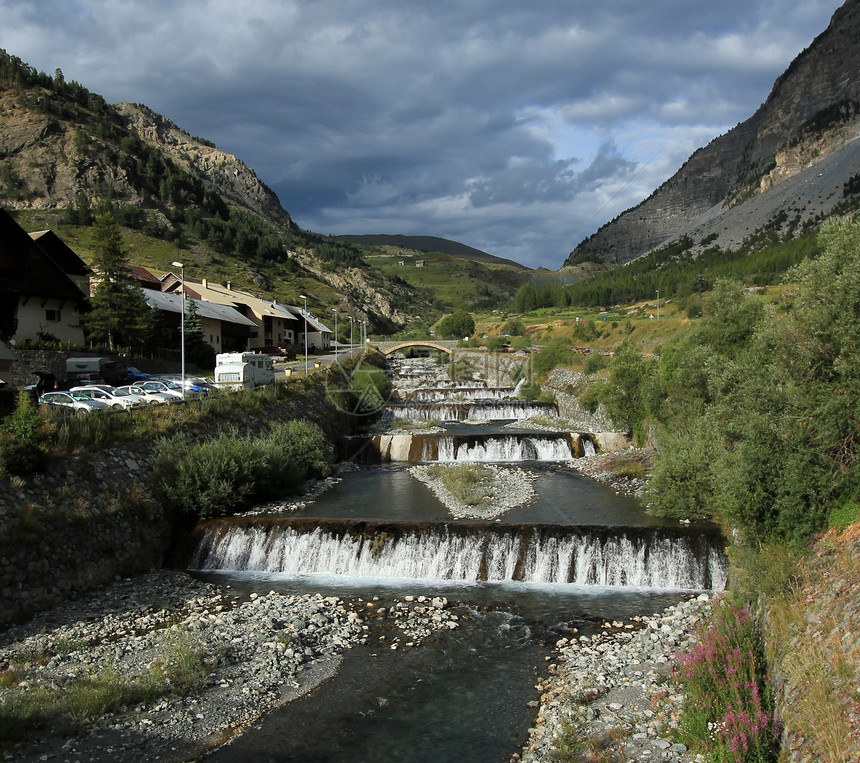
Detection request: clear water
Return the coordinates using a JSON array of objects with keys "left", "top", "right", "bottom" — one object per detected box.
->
[
  {"left": 199, "top": 572, "right": 689, "bottom": 763},
  {"left": 291, "top": 464, "right": 676, "bottom": 527},
  {"left": 194, "top": 358, "right": 720, "bottom": 761}
]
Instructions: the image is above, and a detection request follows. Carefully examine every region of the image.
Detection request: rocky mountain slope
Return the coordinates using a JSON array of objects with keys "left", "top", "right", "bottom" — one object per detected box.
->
[
  {"left": 0, "top": 51, "right": 430, "bottom": 331},
  {"left": 337, "top": 234, "right": 528, "bottom": 270},
  {"left": 565, "top": 0, "right": 860, "bottom": 266}
]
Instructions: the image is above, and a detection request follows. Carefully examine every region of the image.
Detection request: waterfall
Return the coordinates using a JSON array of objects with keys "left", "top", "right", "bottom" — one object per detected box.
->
[
  {"left": 191, "top": 520, "right": 727, "bottom": 591},
  {"left": 582, "top": 437, "right": 597, "bottom": 457},
  {"left": 414, "top": 388, "right": 517, "bottom": 402},
  {"left": 433, "top": 434, "right": 572, "bottom": 462},
  {"left": 387, "top": 401, "right": 558, "bottom": 422}
]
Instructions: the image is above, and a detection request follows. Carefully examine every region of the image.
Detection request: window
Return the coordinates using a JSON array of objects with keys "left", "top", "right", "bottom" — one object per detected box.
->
[{"left": 46, "top": 309, "right": 61, "bottom": 322}]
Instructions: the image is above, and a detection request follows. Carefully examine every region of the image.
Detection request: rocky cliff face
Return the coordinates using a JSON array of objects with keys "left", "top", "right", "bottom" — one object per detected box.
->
[
  {"left": 566, "top": 0, "right": 860, "bottom": 265},
  {"left": 114, "top": 103, "right": 293, "bottom": 229}
]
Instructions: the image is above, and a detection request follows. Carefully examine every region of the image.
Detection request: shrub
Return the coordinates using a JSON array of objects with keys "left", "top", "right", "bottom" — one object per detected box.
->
[
  {"left": 0, "top": 438, "right": 47, "bottom": 476},
  {"left": 1, "top": 391, "right": 41, "bottom": 442},
  {"left": 150, "top": 421, "right": 333, "bottom": 518}
]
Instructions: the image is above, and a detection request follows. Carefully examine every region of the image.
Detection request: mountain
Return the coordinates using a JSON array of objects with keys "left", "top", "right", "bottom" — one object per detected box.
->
[
  {"left": 335, "top": 234, "right": 529, "bottom": 270},
  {"left": 565, "top": 0, "right": 860, "bottom": 267},
  {"left": 0, "top": 50, "right": 435, "bottom": 332}
]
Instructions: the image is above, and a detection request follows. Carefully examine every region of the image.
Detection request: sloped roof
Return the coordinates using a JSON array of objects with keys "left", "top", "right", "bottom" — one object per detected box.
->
[
  {"left": 143, "top": 290, "right": 256, "bottom": 327},
  {"left": 28, "top": 230, "right": 90, "bottom": 277},
  {"left": 123, "top": 264, "right": 162, "bottom": 288},
  {"left": 292, "top": 307, "right": 332, "bottom": 334},
  {"left": 0, "top": 208, "right": 86, "bottom": 301}
]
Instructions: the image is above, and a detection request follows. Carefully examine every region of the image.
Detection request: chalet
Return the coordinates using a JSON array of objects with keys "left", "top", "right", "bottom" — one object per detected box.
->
[
  {"left": 0, "top": 209, "right": 88, "bottom": 345},
  {"left": 161, "top": 276, "right": 312, "bottom": 351},
  {"left": 142, "top": 290, "right": 255, "bottom": 353},
  {"left": 290, "top": 305, "right": 332, "bottom": 352}
]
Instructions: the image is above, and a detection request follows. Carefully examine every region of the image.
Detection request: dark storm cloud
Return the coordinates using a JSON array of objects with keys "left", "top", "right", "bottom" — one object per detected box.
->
[{"left": 0, "top": 0, "right": 843, "bottom": 267}]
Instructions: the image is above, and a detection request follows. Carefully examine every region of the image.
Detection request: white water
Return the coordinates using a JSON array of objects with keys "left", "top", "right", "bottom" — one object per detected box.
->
[
  {"left": 193, "top": 525, "right": 727, "bottom": 591},
  {"left": 582, "top": 438, "right": 597, "bottom": 457},
  {"left": 430, "top": 435, "right": 573, "bottom": 462},
  {"left": 389, "top": 403, "right": 557, "bottom": 422},
  {"left": 415, "top": 388, "right": 517, "bottom": 402}
]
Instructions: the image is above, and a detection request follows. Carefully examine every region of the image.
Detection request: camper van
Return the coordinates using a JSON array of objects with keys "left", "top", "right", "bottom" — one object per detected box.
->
[
  {"left": 65, "top": 357, "right": 129, "bottom": 386},
  {"left": 214, "top": 352, "right": 275, "bottom": 390}
]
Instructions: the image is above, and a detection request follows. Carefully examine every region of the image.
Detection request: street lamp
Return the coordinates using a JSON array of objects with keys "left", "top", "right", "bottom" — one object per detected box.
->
[
  {"left": 332, "top": 307, "right": 338, "bottom": 361},
  {"left": 656, "top": 289, "right": 660, "bottom": 321},
  {"left": 171, "top": 261, "right": 185, "bottom": 400},
  {"left": 299, "top": 294, "right": 308, "bottom": 376},
  {"left": 349, "top": 317, "right": 355, "bottom": 355}
]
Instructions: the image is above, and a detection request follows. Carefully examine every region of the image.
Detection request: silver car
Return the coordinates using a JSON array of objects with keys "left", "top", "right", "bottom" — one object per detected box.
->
[
  {"left": 70, "top": 386, "right": 143, "bottom": 410},
  {"left": 114, "top": 385, "right": 175, "bottom": 405},
  {"left": 39, "top": 391, "right": 111, "bottom": 415}
]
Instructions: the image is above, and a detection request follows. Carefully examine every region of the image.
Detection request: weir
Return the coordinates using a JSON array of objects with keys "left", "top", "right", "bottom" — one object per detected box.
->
[
  {"left": 340, "top": 431, "right": 587, "bottom": 463},
  {"left": 387, "top": 400, "right": 558, "bottom": 422},
  {"left": 412, "top": 387, "right": 518, "bottom": 402},
  {"left": 190, "top": 518, "right": 727, "bottom": 591}
]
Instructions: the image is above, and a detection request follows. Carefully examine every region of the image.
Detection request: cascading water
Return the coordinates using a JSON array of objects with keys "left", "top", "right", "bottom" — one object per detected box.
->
[
  {"left": 433, "top": 434, "right": 573, "bottom": 462},
  {"left": 191, "top": 520, "right": 727, "bottom": 591},
  {"left": 387, "top": 401, "right": 558, "bottom": 422}
]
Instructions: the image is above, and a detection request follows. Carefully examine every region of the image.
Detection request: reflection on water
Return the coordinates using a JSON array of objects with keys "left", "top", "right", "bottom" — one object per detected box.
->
[{"left": 289, "top": 464, "right": 678, "bottom": 527}]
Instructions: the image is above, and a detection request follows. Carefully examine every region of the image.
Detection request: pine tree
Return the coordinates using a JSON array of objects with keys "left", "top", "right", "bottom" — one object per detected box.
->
[{"left": 82, "top": 213, "right": 150, "bottom": 350}]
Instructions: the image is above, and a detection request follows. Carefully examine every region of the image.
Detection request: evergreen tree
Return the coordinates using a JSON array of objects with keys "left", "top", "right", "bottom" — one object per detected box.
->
[{"left": 81, "top": 213, "right": 150, "bottom": 350}]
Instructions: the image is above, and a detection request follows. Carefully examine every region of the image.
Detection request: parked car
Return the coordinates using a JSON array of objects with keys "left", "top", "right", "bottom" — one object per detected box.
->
[
  {"left": 134, "top": 380, "right": 186, "bottom": 400},
  {"left": 151, "top": 375, "right": 211, "bottom": 395},
  {"left": 38, "top": 391, "right": 111, "bottom": 415},
  {"left": 114, "top": 385, "right": 175, "bottom": 405},
  {"left": 70, "top": 386, "right": 143, "bottom": 410},
  {"left": 126, "top": 366, "right": 150, "bottom": 382}
]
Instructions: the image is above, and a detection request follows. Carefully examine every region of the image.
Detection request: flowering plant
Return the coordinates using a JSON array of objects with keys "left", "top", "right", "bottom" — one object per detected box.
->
[{"left": 673, "top": 597, "right": 779, "bottom": 762}]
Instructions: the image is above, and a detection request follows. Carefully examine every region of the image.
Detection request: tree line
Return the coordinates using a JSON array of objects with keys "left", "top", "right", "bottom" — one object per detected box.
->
[{"left": 580, "top": 216, "right": 860, "bottom": 548}]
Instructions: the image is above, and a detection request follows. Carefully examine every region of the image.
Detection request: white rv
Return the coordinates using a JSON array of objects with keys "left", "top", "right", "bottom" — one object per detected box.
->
[{"left": 214, "top": 352, "right": 275, "bottom": 390}]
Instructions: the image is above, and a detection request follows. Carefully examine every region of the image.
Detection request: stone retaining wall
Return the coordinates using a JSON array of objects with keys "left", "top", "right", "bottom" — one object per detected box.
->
[{"left": 0, "top": 379, "right": 359, "bottom": 627}]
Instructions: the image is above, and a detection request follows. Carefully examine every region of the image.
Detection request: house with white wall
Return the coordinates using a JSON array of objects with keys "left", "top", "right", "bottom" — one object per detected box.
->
[{"left": 0, "top": 208, "right": 87, "bottom": 346}]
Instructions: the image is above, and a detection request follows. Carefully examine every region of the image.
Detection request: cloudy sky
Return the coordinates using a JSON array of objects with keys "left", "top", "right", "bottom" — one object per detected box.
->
[{"left": 0, "top": 0, "right": 843, "bottom": 268}]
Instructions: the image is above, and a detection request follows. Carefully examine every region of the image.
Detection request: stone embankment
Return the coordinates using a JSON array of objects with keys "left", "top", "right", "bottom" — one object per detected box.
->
[
  {"left": 543, "top": 368, "right": 617, "bottom": 433},
  {"left": 0, "top": 379, "right": 357, "bottom": 627},
  {"left": 0, "top": 570, "right": 460, "bottom": 761},
  {"left": 518, "top": 595, "right": 712, "bottom": 763}
]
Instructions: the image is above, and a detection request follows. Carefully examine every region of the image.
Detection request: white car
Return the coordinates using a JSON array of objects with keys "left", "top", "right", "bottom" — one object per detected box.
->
[
  {"left": 114, "top": 385, "right": 175, "bottom": 405},
  {"left": 39, "top": 391, "right": 111, "bottom": 414},
  {"left": 134, "top": 380, "right": 185, "bottom": 400},
  {"left": 70, "top": 385, "right": 143, "bottom": 410}
]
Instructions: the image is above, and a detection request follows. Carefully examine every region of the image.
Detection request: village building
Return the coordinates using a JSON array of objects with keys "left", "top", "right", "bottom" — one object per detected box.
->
[{"left": 0, "top": 209, "right": 88, "bottom": 346}]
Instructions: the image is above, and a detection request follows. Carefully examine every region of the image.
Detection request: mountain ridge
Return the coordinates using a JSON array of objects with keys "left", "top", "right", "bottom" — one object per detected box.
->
[
  {"left": 565, "top": 0, "right": 860, "bottom": 267},
  {"left": 335, "top": 233, "right": 529, "bottom": 270}
]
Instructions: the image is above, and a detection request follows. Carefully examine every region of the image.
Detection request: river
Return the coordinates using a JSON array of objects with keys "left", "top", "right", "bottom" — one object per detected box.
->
[{"left": 189, "top": 353, "right": 725, "bottom": 762}]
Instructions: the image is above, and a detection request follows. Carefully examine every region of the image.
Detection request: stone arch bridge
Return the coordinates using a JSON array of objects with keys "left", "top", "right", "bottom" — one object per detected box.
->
[{"left": 371, "top": 339, "right": 460, "bottom": 356}]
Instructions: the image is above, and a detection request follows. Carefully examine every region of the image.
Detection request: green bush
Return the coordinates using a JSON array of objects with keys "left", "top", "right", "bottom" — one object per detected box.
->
[
  {"left": 150, "top": 420, "right": 333, "bottom": 518},
  {"left": 1, "top": 391, "right": 40, "bottom": 442},
  {"left": 0, "top": 438, "right": 47, "bottom": 476}
]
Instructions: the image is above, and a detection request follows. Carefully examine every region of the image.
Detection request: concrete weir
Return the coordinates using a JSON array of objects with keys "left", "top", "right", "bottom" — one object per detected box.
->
[{"left": 339, "top": 431, "right": 611, "bottom": 464}]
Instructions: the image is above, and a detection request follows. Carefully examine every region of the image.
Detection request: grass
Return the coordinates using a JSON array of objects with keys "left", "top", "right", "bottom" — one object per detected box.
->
[
  {"left": 0, "top": 630, "right": 211, "bottom": 744},
  {"left": 552, "top": 719, "right": 629, "bottom": 762},
  {"left": 425, "top": 463, "right": 494, "bottom": 509},
  {"left": 751, "top": 528, "right": 860, "bottom": 762}
]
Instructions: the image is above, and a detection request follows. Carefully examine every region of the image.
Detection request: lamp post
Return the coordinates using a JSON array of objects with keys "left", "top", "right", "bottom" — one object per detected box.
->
[
  {"left": 656, "top": 289, "right": 660, "bottom": 321},
  {"left": 171, "top": 261, "right": 185, "bottom": 400},
  {"left": 349, "top": 317, "right": 354, "bottom": 355},
  {"left": 299, "top": 294, "right": 308, "bottom": 376},
  {"left": 332, "top": 307, "right": 338, "bottom": 361}
]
